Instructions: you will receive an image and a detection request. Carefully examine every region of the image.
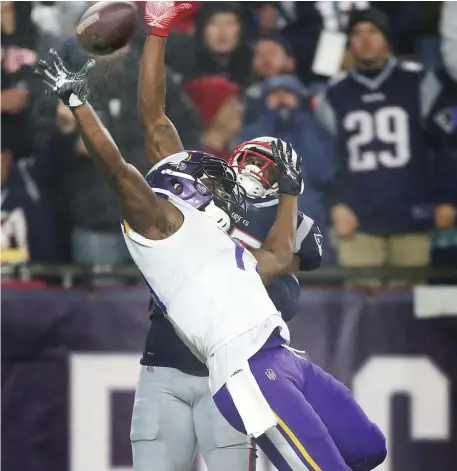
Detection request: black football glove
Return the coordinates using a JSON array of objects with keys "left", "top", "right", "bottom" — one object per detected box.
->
[
  {"left": 271, "top": 139, "right": 303, "bottom": 196},
  {"left": 35, "top": 48, "right": 95, "bottom": 107}
]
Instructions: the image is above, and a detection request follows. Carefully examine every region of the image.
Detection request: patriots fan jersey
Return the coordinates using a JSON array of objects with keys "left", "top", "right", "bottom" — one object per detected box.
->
[
  {"left": 316, "top": 58, "right": 442, "bottom": 234},
  {"left": 141, "top": 195, "right": 323, "bottom": 374}
]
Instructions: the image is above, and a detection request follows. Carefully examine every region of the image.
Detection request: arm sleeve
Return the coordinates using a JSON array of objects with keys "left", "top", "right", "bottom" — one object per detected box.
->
[
  {"left": 266, "top": 274, "right": 301, "bottom": 323},
  {"left": 295, "top": 216, "right": 323, "bottom": 271},
  {"left": 440, "top": 2, "right": 457, "bottom": 82}
]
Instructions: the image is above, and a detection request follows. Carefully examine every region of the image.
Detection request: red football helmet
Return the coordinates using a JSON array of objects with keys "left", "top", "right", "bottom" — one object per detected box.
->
[{"left": 229, "top": 136, "right": 279, "bottom": 198}]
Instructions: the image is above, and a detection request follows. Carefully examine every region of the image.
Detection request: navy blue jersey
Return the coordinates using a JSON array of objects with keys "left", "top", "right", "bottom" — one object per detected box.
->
[
  {"left": 316, "top": 58, "right": 441, "bottom": 234},
  {"left": 141, "top": 196, "right": 323, "bottom": 374},
  {"left": 229, "top": 194, "right": 323, "bottom": 271}
]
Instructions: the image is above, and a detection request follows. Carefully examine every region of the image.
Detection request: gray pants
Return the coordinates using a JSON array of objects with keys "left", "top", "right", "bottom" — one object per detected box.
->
[{"left": 131, "top": 366, "right": 256, "bottom": 471}]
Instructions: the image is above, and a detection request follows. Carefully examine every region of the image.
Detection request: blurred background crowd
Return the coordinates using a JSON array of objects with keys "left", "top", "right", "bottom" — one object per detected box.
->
[{"left": 2, "top": 0, "right": 457, "bottom": 279}]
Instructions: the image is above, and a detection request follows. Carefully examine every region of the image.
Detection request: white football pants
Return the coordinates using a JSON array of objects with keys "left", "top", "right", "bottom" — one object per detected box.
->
[{"left": 131, "top": 366, "right": 256, "bottom": 471}]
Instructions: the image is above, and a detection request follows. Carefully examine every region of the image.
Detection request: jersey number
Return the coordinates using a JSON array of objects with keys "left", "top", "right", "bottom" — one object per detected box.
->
[{"left": 343, "top": 106, "right": 411, "bottom": 172}]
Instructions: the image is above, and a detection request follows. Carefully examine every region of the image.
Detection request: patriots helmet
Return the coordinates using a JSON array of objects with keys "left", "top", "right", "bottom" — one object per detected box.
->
[
  {"left": 229, "top": 136, "right": 279, "bottom": 198},
  {"left": 146, "top": 151, "right": 246, "bottom": 233}
]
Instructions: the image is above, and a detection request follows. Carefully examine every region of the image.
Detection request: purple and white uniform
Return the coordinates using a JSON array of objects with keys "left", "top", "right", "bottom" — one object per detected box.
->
[{"left": 124, "top": 152, "right": 387, "bottom": 471}]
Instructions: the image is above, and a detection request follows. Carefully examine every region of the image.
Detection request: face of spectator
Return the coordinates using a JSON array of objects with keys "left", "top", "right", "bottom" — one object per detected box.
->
[
  {"left": 257, "top": 4, "right": 278, "bottom": 33},
  {"left": 212, "top": 95, "right": 244, "bottom": 138},
  {"left": 349, "top": 21, "right": 390, "bottom": 67},
  {"left": 1, "top": 1, "right": 14, "bottom": 13},
  {"left": 266, "top": 88, "right": 299, "bottom": 110},
  {"left": 1, "top": 149, "right": 13, "bottom": 184},
  {"left": 252, "top": 39, "right": 294, "bottom": 79},
  {"left": 203, "top": 12, "right": 241, "bottom": 54}
]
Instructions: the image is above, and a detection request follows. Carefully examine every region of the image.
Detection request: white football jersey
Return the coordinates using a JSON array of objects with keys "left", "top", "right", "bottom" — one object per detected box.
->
[{"left": 121, "top": 192, "right": 289, "bottom": 382}]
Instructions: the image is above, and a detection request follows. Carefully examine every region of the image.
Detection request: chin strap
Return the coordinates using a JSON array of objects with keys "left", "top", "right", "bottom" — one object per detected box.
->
[{"left": 203, "top": 201, "right": 232, "bottom": 233}]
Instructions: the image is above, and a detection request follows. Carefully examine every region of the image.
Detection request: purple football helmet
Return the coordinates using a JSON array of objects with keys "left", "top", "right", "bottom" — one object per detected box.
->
[{"left": 146, "top": 151, "right": 247, "bottom": 232}]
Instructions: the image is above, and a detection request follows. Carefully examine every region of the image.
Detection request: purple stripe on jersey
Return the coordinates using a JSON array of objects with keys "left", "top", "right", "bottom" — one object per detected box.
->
[
  {"left": 235, "top": 243, "right": 246, "bottom": 270},
  {"left": 140, "top": 272, "right": 167, "bottom": 314}
]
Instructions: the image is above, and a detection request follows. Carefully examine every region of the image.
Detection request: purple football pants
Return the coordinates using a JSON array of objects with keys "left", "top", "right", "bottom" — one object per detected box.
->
[{"left": 213, "top": 334, "right": 386, "bottom": 471}]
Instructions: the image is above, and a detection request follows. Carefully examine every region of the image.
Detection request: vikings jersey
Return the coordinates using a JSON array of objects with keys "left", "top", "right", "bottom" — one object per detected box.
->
[
  {"left": 122, "top": 192, "right": 289, "bottom": 388},
  {"left": 141, "top": 194, "right": 322, "bottom": 375}
]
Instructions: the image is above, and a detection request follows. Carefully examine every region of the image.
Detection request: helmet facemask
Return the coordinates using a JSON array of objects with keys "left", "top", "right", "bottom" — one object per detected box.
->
[
  {"left": 147, "top": 152, "right": 246, "bottom": 233},
  {"left": 230, "top": 139, "right": 279, "bottom": 198}
]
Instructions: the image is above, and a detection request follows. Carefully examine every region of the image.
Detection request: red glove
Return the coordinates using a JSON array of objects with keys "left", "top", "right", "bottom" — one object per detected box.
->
[{"left": 144, "top": 1, "right": 192, "bottom": 37}]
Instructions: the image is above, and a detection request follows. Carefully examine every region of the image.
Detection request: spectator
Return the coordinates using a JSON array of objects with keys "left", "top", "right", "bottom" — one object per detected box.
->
[
  {"left": 37, "top": 100, "right": 131, "bottom": 267},
  {"left": 31, "top": 1, "right": 89, "bottom": 38},
  {"left": 239, "top": 74, "right": 336, "bottom": 261},
  {"left": 186, "top": 75, "right": 243, "bottom": 160},
  {"left": 440, "top": 1, "right": 457, "bottom": 82},
  {"left": 315, "top": 7, "right": 450, "bottom": 275},
  {"left": 1, "top": 1, "right": 37, "bottom": 159},
  {"left": 244, "top": 34, "right": 295, "bottom": 122},
  {"left": 168, "top": 2, "right": 252, "bottom": 86},
  {"left": 240, "top": 2, "right": 286, "bottom": 40},
  {"left": 281, "top": 1, "right": 369, "bottom": 86},
  {"left": 1, "top": 140, "right": 55, "bottom": 264},
  {"left": 430, "top": 75, "right": 457, "bottom": 279},
  {"left": 431, "top": 143, "right": 457, "bottom": 278}
]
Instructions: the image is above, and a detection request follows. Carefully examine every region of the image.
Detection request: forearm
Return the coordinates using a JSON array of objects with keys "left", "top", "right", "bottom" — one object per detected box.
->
[
  {"left": 252, "top": 194, "right": 297, "bottom": 282},
  {"left": 261, "top": 194, "right": 297, "bottom": 261},
  {"left": 139, "top": 35, "right": 183, "bottom": 164},
  {"left": 139, "top": 35, "right": 166, "bottom": 121},
  {"left": 71, "top": 103, "right": 175, "bottom": 237},
  {"left": 72, "top": 104, "right": 127, "bottom": 177}
]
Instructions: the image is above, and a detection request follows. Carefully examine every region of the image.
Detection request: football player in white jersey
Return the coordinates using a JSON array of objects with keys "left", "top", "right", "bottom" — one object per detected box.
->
[
  {"left": 35, "top": 3, "right": 385, "bottom": 469},
  {"left": 36, "top": 44, "right": 381, "bottom": 470},
  {"left": 36, "top": 48, "right": 307, "bottom": 468}
]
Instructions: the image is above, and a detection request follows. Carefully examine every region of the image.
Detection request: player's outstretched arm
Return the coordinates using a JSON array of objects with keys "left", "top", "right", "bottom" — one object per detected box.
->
[
  {"left": 139, "top": 2, "right": 191, "bottom": 165},
  {"left": 251, "top": 140, "right": 302, "bottom": 283},
  {"left": 35, "top": 50, "right": 182, "bottom": 239}
]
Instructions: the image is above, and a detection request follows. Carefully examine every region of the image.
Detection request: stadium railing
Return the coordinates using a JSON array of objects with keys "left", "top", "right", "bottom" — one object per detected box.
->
[{"left": 2, "top": 263, "right": 457, "bottom": 287}]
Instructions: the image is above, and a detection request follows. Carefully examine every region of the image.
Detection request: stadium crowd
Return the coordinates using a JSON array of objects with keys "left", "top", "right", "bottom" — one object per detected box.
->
[{"left": 2, "top": 1, "right": 457, "bottom": 276}]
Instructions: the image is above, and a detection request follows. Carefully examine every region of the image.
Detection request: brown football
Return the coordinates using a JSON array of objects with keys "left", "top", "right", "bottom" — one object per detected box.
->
[{"left": 76, "top": 1, "right": 139, "bottom": 56}]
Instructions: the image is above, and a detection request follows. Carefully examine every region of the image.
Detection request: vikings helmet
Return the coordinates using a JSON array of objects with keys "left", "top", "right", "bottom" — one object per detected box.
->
[
  {"left": 146, "top": 151, "right": 246, "bottom": 233},
  {"left": 229, "top": 136, "right": 279, "bottom": 198}
]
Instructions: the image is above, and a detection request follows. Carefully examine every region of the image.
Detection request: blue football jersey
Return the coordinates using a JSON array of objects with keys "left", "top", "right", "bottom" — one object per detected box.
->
[
  {"left": 141, "top": 195, "right": 323, "bottom": 374},
  {"left": 316, "top": 58, "right": 442, "bottom": 234},
  {"left": 229, "top": 194, "right": 323, "bottom": 271}
]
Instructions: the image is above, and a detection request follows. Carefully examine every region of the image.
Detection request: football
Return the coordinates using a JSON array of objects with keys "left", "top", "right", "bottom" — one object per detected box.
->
[{"left": 76, "top": 1, "right": 139, "bottom": 56}]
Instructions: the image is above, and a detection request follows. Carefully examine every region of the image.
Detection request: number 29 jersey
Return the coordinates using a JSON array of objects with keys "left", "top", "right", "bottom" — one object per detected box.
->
[
  {"left": 317, "top": 58, "right": 438, "bottom": 234},
  {"left": 121, "top": 193, "right": 287, "bottom": 366}
]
